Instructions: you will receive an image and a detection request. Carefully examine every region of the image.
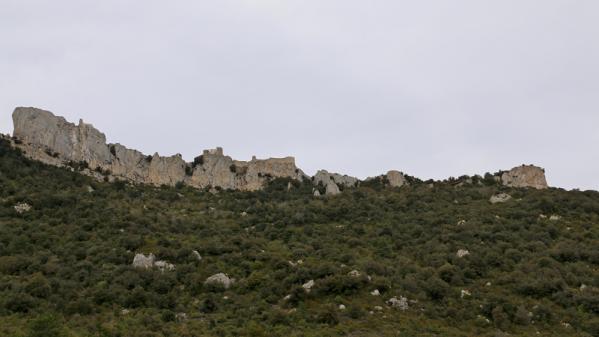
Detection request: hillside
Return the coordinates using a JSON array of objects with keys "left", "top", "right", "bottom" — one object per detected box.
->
[{"left": 0, "top": 137, "right": 598, "bottom": 337}]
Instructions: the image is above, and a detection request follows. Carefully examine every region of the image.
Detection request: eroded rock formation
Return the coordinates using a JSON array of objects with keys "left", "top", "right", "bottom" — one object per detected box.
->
[
  {"left": 12, "top": 107, "right": 305, "bottom": 191},
  {"left": 8, "top": 107, "right": 550, "bottom": 193},
  {"left": 501, "top": 165, "right": 548, "bottom": 189},
  {"left": 313, "top": 170, "right": 359, "bottom": 195}
]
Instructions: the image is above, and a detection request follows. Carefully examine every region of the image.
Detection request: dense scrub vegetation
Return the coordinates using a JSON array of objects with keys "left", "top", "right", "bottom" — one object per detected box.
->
[{"left": 0, "top": 138, "right": 598, "bottom": 337}]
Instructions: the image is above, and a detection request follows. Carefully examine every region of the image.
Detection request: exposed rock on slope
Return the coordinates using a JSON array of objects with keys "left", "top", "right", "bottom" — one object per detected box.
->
[
  {"left": 313, "top": 170, "right": 359, "bottom": 195},
  {"left": 490, "top": 193, "right": 512, "bottom": 204},
  {"left": 9, "top": 107, "right": 550, "bottom": 192},
  {"left": 12, "top": 107, "right": 304, "bottom": 191},
  {"left": 501, "top": 165, "right": 548, "bottom": 189}
]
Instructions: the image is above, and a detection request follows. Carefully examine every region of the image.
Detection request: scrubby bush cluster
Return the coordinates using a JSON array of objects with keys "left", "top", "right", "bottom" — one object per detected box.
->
[{"left": 0, "top": 138, "right": 598, "bottom": 336}]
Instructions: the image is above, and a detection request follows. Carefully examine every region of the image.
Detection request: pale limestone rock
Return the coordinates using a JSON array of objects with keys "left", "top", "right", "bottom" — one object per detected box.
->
[
  {"left": 371, "top": 289, "right": 381, "bottom": 296},
  {"left": 501, "top": 165, "right": 548, "bottom": 189},
  {"left": 386, "top": 170, "right": 407, "bottom": 187},
  {"left": 14, "top": 203, "right": 32, "bottom": 214},
  {"left": 348, "top": 270, "right": 361, "bottom": 277},
  {"left": 549, "top": 215, "right": 562, "bottom": 221},
  {"left": 338, "top": 304, "right": 346, "bottom": 310},
  {"left": 11, "top": 108, "right": 305, "bottom": 191},
  {"left": 133, "top": 253, "right": 155, "bottom": 269},
  {"left": 204, "top": 273, "right": 233, "bottom": 289},
  {"left": 490, "top": 193, "right": 512, "bottom": 204},
  {"left": 387, "top": 297, "right": 409, "bottom": 311},
  {"left": 192, "top": 250, "right": 202, "bottom": 261},
  {"left": 457, "top": 249, "right": 470, "bottom": 258},
  {"left": 302, "top": 280, "right": 315, "bottom": 292},
  {"left": 461, "top": 289, "right": 471, "bottom": 298},
  {"left": 132, "top": 253, "right": 174, "bottom": 271},
  {"left": 154, "top": 260, "right": 175, "bottom": 272},
  {"left": 313, "top": 170, "right": 358, "bottom": 196},
  {"left": 325, "top": 180, "right": 341, "bottom": 195}
]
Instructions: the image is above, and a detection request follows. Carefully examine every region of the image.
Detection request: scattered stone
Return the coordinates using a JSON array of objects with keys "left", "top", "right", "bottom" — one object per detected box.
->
[
  {"left": 348, "top": 270, "right": 361, "bottom": 277},
  {"left": 371, "top": 289, "right": 381, "bottom": 296},
  {"left": 86, "top": 186, "right": 95, "bottom": 193},
  {"left": 241, "top": 211, "right": 248, "bottom": 217},
  {"left": 580, "top": 284, "right": 587, "bottom": 291},
  {"left": 154, "top": 260, "right": 175, "bottom": 272},
  {"left": 461, "top": 289, "right": 471, "bottom": 298},
  {"left": 486, "top": 282, "right": 492, "bottom": 287},
  {"left": 456, "top": 249, "right": 470, "bottom": 258},
  {"left": 549, "top": 215, "right": 562, "bottom": 221},
  {"left": 121, "top": 309, "right": 130, "bottom": 315},
  {"left": 338, "top": 304, "right": 346, "bottom": 310},
  {"left": 176, "top": 313, "right": 188, "bottom": 322},
  {"left": 387, "top": 296, "right": 409, "bottom": 311},
  {"left": 192, "top": 250, "right": 202, "bottom": 261},
  {"left": 457, "top": 220, "right": 467, "bottom": 226},
  {"left": 13, "top": 203, "right": 32, "bottom": 214},
  {"left": 283, "top": 294, "right": 292, "bottom": 301},
  {"left": 538, "top": 214, "right": 547, "bottom": 219},
  {"left": 132, "top": 253, "right": 174, "bottom": 271},
  {"left": 374, "top": 306, "right": 383, "bottom": 311},
  {"left": 302, "top": 280, "right": 315, "bottom": 293},
  {"left": 313, "top": 189, "right": 321, "bottom": 197},
  {"left": 490, "top": 193, "right": 512, "bottom": 204},
  {"left": 204, "top": 273, "right": 233, "bottom": 289}
]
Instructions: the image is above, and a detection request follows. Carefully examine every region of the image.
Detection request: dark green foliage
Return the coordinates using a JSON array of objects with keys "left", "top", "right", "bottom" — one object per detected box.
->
[
  {"left": 0, "top": 138, "right": 597, "bottom": 336},
  {"left": 27, "top": 314, "right": 66, "bottom": 337}
]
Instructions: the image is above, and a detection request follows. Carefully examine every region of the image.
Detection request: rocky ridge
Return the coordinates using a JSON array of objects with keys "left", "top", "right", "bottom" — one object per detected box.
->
[{"left": 9, "top": 107, "right": 549, "bottom": 192}]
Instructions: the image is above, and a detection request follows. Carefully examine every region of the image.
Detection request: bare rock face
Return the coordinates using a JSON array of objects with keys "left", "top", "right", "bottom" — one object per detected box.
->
[
  {"left": 313, "top": 170, "right": 359, "bottom": 195},
  {"left": 501, "top": 165, "right": 548, "bottom": 189},
  {"left": 385, "top": 170, "right": 407, "bottom": 188},
  {"left": 12, "top": 107, "right": 304, "bottom": 191},
  {"left": 132, "top": 253, "right": 156, "bottom": 269}
]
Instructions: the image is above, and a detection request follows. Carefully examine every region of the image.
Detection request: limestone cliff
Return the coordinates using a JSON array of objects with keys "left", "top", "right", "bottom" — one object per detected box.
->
[
  {"left": 501, "top": 165, "right": 548, "bottom": 189},
  {"left": 9, "top": 107, "right": 550, "bottom": 193},
  {"left": 11, "top": 107, "right": 304, "bottom": 191}
]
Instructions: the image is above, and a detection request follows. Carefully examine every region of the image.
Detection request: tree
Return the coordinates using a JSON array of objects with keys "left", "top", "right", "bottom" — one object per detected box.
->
[{"left": 27, "top": 314, "right": 66, "bottom": 337}]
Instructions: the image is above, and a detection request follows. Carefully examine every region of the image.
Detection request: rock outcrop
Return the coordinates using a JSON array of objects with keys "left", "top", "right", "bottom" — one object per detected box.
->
[
  {"left": 385, "top": 170, "right": 407, "bottom": 188},
  {"left": 313, "top": 170, "right": 359, "bottom": 195},
  {"left": 132, "top": 253, "right": 174, "bottom": 271},
  {"left": 9, "top": 107, "right": 552, "bottom": 193},
  {"left": 387, "top": 296, "right": 409, "bottom": 311},
  {"left": 12, "top": 107, "right": 305, "bottom": 191},
  {"left": 204, "top": 273, "right": 233, "bottom": 289},
  {"left": 13, "top": 203, "right": 32, "bottom": 214},
  {"left": 489, "top": 193, "right": 512, "bottom": 204},
  {"left": 501, "top": 165, "right": 548, "bottom": 189}
]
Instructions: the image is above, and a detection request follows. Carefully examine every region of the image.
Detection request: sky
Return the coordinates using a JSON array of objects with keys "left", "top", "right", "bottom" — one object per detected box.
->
[{"left": 1, "top": 1, "right": 598, "bottom": 190}]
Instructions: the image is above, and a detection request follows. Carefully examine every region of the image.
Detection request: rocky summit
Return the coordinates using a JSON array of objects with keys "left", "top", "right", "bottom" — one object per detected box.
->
[{"left": 9, "top": 107, "right": 549, "bottom": 192}]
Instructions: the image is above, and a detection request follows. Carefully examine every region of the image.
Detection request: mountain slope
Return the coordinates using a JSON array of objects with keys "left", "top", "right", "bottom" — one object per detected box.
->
[{"left": 0, "top": 138, "right": 598, "bottom": 337}]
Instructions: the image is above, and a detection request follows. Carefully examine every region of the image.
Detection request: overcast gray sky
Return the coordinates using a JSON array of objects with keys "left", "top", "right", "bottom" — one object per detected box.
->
[{"left": 1, "top": 1, "right": 598, "bottom": 190}]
